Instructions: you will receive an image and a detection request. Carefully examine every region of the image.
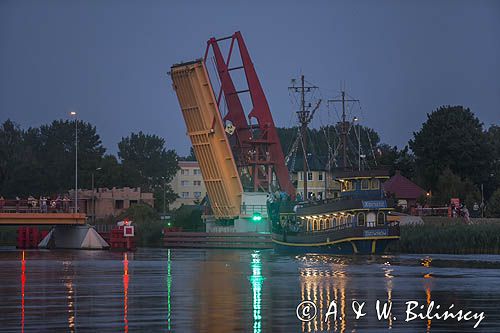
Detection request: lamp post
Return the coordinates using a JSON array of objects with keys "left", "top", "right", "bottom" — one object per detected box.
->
[
  {"left": 91, "top": 167, "right": 102, "bottom": 224},
  {"left": 353, "top": 116, "right": 360, "bottom": 171},
  {"left": 161, "top": 176, "right": 167, "bottom": 217},
  {"left": 70, "top": 111, "right": 78, "bottom": 213}
]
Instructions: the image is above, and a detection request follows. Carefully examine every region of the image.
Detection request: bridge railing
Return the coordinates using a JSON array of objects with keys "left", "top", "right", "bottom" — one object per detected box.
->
[{"left": 0, "top": 199, "right": 87, "bottom": 214}]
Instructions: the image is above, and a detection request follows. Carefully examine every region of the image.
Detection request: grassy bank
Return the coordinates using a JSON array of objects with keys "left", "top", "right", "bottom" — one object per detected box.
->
[{"left": 388, "top": 223, "right": 500, "bottom": 254}]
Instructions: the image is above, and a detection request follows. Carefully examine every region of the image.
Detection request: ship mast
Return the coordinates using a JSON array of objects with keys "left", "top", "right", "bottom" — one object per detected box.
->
[
  {"left": 328, "top": 91, "right": 359, "bottom": 169},
  {"left": 288, "top": 75, "right": 319, "bottom": 200}
]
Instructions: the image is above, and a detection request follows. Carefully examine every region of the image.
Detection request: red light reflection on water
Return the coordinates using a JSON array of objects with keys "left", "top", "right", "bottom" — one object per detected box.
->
[
  {"left": 123, "top": 253, "right": 129, "bottom": 333},
  {"left": 21, "top": 251, "right": 25, "bottom": 333}
]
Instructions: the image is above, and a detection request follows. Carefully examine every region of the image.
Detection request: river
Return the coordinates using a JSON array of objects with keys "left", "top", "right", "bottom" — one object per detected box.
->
[{"left": 0, "top": 247, "right": 499, "bottom": 332}]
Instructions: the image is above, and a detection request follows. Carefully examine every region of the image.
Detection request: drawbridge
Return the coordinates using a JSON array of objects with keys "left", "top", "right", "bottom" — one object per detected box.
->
[
  {"left": 170, "top": 60, "right": 243, "bottom": 219},
  {"left": 170, "top": 32, "right": 294, "bottom": 221}
]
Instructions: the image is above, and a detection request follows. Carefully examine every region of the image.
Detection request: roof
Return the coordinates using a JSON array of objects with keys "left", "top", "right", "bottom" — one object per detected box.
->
[
  {"left": 332, "top": 168, "right": 391, "bottom": 179},
  {"left": 289, "top": 154, "right": 327, "bottom": 172},
  {"left": 382, "top": 171, "right": 425, "bottom": 199},
  {"left": 178, "top": 160, "right": 199, "bottom": 167}
]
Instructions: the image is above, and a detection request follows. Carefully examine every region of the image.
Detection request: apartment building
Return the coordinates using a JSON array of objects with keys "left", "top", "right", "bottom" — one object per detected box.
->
[{"left": 170, "top": 160, "right": 207, "bottom": 209}]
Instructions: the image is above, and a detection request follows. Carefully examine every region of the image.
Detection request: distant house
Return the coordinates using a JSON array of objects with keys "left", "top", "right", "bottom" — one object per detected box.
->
[
  {"left": 382, "top": 171, "right": 425, "bottom": 211},
  {"left": 289, "top": 154, "right": 341, "bottom": 200},
  {"left": 76, "top": 187, "right": 154, "bottom": 220}
]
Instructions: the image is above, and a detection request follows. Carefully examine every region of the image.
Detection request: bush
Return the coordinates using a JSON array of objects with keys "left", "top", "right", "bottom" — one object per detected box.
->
[{"left": 118, "top": 204, "right": 165, "bottom": 247}]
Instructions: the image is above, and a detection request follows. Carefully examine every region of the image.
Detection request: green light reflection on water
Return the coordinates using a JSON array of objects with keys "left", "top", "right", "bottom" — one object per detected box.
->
[
  {"left": 250, "top": 251, "right": 264, "bottom": 333},
  {"left": 167, "top": 249, "right": 171, "bottom": 331}
]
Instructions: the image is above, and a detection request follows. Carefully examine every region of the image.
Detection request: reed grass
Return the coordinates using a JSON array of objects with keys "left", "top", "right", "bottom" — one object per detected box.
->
[{"left": 388, "top": 223, "right": 500, "bottom": 254}]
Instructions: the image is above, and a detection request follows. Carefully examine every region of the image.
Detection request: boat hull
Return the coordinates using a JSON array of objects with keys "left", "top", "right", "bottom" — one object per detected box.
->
[
  {"left": 272, "top": 236, "right": 399, "bottom": 254},
  {"left": 271, "top": 225, "right": 400, "bottom": 255}
]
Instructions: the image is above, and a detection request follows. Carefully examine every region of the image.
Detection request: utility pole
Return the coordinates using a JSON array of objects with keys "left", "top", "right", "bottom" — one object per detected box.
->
[
  {"left": 288, "top": 75, "right": 319, "bottom": 201},
  {"left": 70, "top": 111, "right": 78, "bottom": 213},
  {"left": 328, "top": 91, "right": 359, "bottom": 169}
]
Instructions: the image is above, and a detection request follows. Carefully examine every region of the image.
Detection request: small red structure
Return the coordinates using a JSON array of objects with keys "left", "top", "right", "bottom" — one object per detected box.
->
[
  {"left": 109, "top": 220, "right": 136, "bottom": 251},
  {"left": 16, "top": 227, "right": 48, "bottom": 249}
]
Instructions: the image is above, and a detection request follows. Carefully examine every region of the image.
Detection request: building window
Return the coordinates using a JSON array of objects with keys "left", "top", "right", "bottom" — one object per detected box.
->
[
  {"left": 129, "top": 200, "right": 138, "bottom": 206},
  {"left": 194, "top": 191, "right": 201, "bottom": 198},
  {"left": 371, "top": 179, "right": 380, "bottom": 189},
  {"left": 317, "top": 192, "right": 323, "bottom": 200},
  {"left": 193, "top": 180, "right": 201, "bottom": 186},
  {"left": 193, "top": 169, "right": 201, "bottom": 175},
  {"left": 115, "top": 200, "right": 124, "bottom": 209},
  {"left": 361, "top": 179, "right": 370, "bottom": 190},
  {"left": 357, "top": 212, "right": 365, "bottom": 226},
  {"left": 181, "top": 180, "right": 190, "bottom": 186},
  {"left": 299, "top": 172, "right": 303, "bottom": 181},
  {"left": 181, "top": 169, "right": 189, "bottom": 175},
  {"left": 181, "top": 192, "right": 189, "bottom": 198},
  {"left": 377, "top": 212, "right": 385, "bottom": 225},
  {"left": 307, "top": 172, "right": 313, "bottom": 181}
]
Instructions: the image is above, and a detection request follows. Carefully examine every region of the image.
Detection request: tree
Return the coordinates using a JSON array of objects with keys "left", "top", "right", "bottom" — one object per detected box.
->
[
  {"left": 486, "top": 125, "right": 500, "bottom": 198},
  {"left": 434, "top": 168, "right": 480, "bottom": 207},
  {"left": 118, "top": 132, "right": 179, "bottom": 210},
  {"left": 0, "top": 120, "right": 24, "bottom": 196},
  {"left": 486, "top": 188, "right": 500, "bottom": 217},
  {"left": 95, "top": 154, "right": 126, "bottom": 189},
  {"left": 409, "top": 106, "right": 492, "bottom": 190},
  {"left": 0, "top": 119, "right": 106, "bottom": 196},
  {"left": 375, "top": 145, "right": 416, "bottom": 179},
  {"left": 179, "top": 147, "right": 197, "bottom": 161}
]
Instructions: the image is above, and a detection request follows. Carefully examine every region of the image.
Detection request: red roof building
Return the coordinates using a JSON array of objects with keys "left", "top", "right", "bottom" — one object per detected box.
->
[{"left": 383, "top": 171, "right": 425, "bottom": 211}]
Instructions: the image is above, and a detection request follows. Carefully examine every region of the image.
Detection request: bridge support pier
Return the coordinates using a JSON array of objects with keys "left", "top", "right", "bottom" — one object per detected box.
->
[{"left": 39, "top": 224, "right": 109, "bottom": 249}]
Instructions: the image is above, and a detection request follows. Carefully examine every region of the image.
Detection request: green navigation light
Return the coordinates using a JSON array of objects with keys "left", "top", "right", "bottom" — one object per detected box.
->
[{"left": 251, "top": 212, "right": 263, "bottom": 222}]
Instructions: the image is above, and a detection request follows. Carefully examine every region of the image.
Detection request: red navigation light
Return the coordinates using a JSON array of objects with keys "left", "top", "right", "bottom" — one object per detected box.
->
[{"left": 124, "top": 219, "right": 129, "bottom": 225}]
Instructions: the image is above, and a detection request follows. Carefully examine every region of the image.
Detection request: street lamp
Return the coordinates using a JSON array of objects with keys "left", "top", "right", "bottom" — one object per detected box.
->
[
  {"left": 70, "top": 111, "right": 78, "bottom": 213},
  {"left": 91, "top": 167, "right": 102, "bottom": 224},
  {"left": 161, "top": 176, "right": 167, "bottom": 217},
  {"left": 353, "top": 116, "right": 360, "bottom": 171}
]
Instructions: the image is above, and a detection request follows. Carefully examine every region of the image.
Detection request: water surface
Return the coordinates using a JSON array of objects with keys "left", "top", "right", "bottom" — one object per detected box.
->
[{"left": 0, "top": 248, "right": 499, "bottom": 332}]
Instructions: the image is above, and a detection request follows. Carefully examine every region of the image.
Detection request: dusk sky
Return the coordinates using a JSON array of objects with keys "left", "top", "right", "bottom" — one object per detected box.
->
[{"left": 1, "top": 0, "right": 499, "bottom": 156}]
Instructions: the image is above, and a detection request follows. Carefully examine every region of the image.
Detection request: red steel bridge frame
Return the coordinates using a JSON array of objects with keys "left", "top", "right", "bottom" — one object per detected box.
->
[{"left": 204, "top": 31, "right": 295, "bottom": 198}]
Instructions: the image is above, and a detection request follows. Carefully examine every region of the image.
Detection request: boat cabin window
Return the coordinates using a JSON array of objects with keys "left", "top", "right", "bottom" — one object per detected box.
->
[
  {"left": 342, "top": 180, "right": 353, "bottom": 192},
  {"left": 361, "top": 179, "right": 369, "bottom": 190},
  {"left": 377, "top": 212, "right": 385, "bottom": 225},
  {"left": 367, "top": 212, "right": 376, "bottom": 227},
  {"left": 357, "top": 212, "right": 365, "bottom": 226},
  {"left": 371, "top": 179, "right": 380, "bottom": 190}
]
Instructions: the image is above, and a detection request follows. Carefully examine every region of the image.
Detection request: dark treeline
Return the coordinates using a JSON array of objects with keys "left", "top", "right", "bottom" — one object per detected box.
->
[
  {"left": 0, "top": 119, "right": 179, "bottom": 209},
  {"left": 278, "top": 105, "right": 500, "bottom": 215},
  {"left": 1, "top": 105, "right": 499, "bottom": 216}
]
